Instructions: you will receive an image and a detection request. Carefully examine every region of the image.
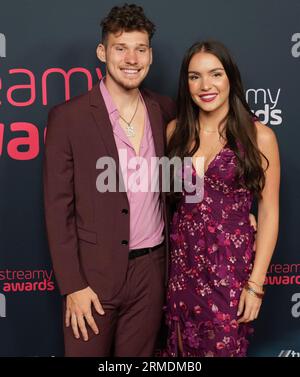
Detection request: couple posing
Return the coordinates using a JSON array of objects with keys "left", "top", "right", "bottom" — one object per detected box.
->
[{"left": 43, "top": 4, "right": 279, "bottom": 357}]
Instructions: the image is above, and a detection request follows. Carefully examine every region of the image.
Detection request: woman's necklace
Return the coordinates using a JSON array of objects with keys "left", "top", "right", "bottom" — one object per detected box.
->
[
  {"left": 119, "top": 96, "right": 140, "bottom": 138},
  {"left": 200, "top": 125, "right": 218, "bottom": 133}
]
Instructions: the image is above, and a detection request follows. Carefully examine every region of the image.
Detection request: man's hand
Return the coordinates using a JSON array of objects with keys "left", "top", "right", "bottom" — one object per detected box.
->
[{"left": 65, "top": 286, "right": 105, "bottom": 341}]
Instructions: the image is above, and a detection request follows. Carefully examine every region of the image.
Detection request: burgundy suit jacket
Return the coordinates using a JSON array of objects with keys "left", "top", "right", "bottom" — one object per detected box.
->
[{"left": 43, "top": 82, "right": 176, "bottom": 300}]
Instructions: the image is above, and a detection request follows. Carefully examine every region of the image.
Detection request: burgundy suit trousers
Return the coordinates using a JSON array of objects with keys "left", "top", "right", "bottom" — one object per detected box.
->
[{"left": 63, "top": 244, "right": 165, "bottom": 357}]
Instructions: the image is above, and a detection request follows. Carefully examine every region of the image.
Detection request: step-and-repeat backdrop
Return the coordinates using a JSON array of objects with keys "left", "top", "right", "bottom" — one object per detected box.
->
[{"left": 0, "top": 0, "right": 299, "bottom": 356}]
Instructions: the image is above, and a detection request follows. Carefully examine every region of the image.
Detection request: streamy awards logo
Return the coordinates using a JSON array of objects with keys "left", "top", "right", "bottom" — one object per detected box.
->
[
  {"left": 266, "top": 263, "right": 300, "bottom": 320},
  {"left": 0, "top": 268, "right": 55, "bottom": 292},
  {"left": 0, "top": 31, "right": 104, "bottom": 160},
  {"left": 246, "top": 88, "right": 282, "bottom": 125}
]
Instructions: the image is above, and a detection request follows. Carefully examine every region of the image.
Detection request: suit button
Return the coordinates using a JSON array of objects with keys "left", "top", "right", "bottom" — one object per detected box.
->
[
  {"left": 122, "top": 209, "right": 128, "bottom": 214},
  {"left": 121, "top": 240, "right": 128, "bottom": 245}
]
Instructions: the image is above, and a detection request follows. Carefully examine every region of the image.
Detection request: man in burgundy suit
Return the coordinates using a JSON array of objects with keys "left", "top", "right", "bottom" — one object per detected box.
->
[{"left": 43, "top": 4, "right": 175, "bottom": 356}]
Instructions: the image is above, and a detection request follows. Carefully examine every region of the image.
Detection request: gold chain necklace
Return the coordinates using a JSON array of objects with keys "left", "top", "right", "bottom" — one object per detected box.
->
[{"left": 119, "top": 96, "right": 140, "bottom": 138}]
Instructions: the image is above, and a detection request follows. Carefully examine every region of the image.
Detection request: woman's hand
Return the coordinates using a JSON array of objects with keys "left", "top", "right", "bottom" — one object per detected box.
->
[{"left": 237, "top": 282, "right": 264, "bottom": 323}]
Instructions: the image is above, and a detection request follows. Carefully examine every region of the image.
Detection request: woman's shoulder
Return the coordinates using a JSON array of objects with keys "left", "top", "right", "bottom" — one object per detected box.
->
[
  {"left": 254, "top": 120, "right": 277, "bottom": 146},
  {"left": 166, "top": 119, "right": 177, "bottom": 142}
]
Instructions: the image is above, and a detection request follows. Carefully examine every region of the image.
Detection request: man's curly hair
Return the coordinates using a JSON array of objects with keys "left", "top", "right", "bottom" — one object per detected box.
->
[{"left": 101, "top": 3, "right": 156, "bottom": 44}]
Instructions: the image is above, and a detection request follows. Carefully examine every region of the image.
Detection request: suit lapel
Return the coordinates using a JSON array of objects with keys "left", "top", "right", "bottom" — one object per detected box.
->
[
  {"left": 141, "top": 90, "right": 164, "bottom": 159},
  {"left": 89, "top": 83, "right": 119, "bottom": 163},
  {"left": 141, "top": 90, "right": 166, "bottom": 194},
  {"left": 89, "top": 83, "right": 127, "bottom": 199},
  {"left": 89, "top": 83, "right": 166, "bottom": 197}
]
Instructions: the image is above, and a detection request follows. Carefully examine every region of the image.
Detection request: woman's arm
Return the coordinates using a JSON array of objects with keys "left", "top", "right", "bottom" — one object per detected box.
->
[
  {"left": 238, "top": 121, "right": 280, "bottom": 323},
  {"left": 249, "top": 121, "right": 280, "bottom": 286}
]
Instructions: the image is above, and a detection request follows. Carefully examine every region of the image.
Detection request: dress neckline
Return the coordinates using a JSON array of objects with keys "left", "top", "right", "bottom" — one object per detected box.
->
[{"left": 192, "top": 144, "right": 229, "bottom": 177}]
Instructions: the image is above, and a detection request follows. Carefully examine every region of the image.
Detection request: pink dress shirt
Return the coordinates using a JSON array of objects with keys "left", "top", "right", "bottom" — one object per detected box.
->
[{"left": 100, "top": 79, "right": 164, "bottom": 249}]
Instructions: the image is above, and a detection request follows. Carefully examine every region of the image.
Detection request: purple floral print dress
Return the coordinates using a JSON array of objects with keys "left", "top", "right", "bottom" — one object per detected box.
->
[{"left": 164, "top": 145, "right": 256, "bottom": 357}]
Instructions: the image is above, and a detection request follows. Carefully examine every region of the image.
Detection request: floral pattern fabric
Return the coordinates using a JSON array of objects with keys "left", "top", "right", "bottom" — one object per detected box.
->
[{"left": 164, "top": 146, "right": 255, "bottom": 357}]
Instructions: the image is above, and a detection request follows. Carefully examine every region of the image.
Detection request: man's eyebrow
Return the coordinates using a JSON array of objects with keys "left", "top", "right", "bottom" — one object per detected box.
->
[{"left": 112, "top": 43, "right": 149, "bottom": 47}]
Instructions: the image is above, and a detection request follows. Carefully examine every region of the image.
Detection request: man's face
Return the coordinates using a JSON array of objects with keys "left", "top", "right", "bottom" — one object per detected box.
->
[{"left": 97, "top": 30, "right": 153, "bottom": 90}]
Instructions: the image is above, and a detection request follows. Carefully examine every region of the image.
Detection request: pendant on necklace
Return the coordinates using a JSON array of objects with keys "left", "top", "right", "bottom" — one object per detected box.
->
[{"left": 125, "top": 124, "right": 135, "bottom": 138}]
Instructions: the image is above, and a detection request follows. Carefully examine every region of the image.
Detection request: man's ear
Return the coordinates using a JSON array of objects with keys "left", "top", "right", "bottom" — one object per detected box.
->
[
  {"left": 149, "top": 47, "right": 153, "bottom": 65},
  {"left": 96, "top": 43, "right": 106, "bottom": 63}
]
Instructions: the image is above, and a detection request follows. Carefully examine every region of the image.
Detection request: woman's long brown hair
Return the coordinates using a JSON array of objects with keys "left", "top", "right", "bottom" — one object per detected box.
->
[{"left": 167, "top": 40, "right": 268, "bottom": 204}]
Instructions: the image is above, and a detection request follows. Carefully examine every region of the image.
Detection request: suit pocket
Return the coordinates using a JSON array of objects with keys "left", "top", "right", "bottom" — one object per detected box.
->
[{"left": 77, "top": 227, "right": 97, "bottom": 244}]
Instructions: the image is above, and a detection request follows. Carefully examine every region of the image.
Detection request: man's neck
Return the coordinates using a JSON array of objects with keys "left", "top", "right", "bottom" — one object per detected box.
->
[{"left": 104, "top": 75, "right": 140, "bottom": 112}]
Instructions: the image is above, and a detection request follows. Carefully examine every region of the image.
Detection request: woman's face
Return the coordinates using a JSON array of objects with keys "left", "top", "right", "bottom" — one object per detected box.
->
[{"left": 188, "top": 51, "right": 230, "bottom": 115}]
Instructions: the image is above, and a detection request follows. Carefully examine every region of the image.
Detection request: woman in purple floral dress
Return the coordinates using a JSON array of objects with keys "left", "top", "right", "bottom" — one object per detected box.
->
[{"left": 164, "top": 41, "right": 280, "bottom": 357}]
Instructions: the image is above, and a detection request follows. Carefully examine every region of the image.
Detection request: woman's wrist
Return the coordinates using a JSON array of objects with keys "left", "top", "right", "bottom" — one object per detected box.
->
[
  {"left": 248, "top": 274, "right": 266, "bottom": 287},
  {"left": 247, "top": 280, "right": 264, "bottom": 294},
  {"left": 248, "top": 279, "right": 264, "bottom": 288},
  {"left": 244, "top": 281, "right": 265, "bottom": 299}
]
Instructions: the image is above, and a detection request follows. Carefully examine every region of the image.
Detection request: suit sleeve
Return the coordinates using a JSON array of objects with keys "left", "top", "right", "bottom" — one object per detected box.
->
[
  {"left": 43, "top": 107, "right": 88, "bottom": 296},
  {"left": 159, "top": 96, "right": 176, "bottom": 128}
]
